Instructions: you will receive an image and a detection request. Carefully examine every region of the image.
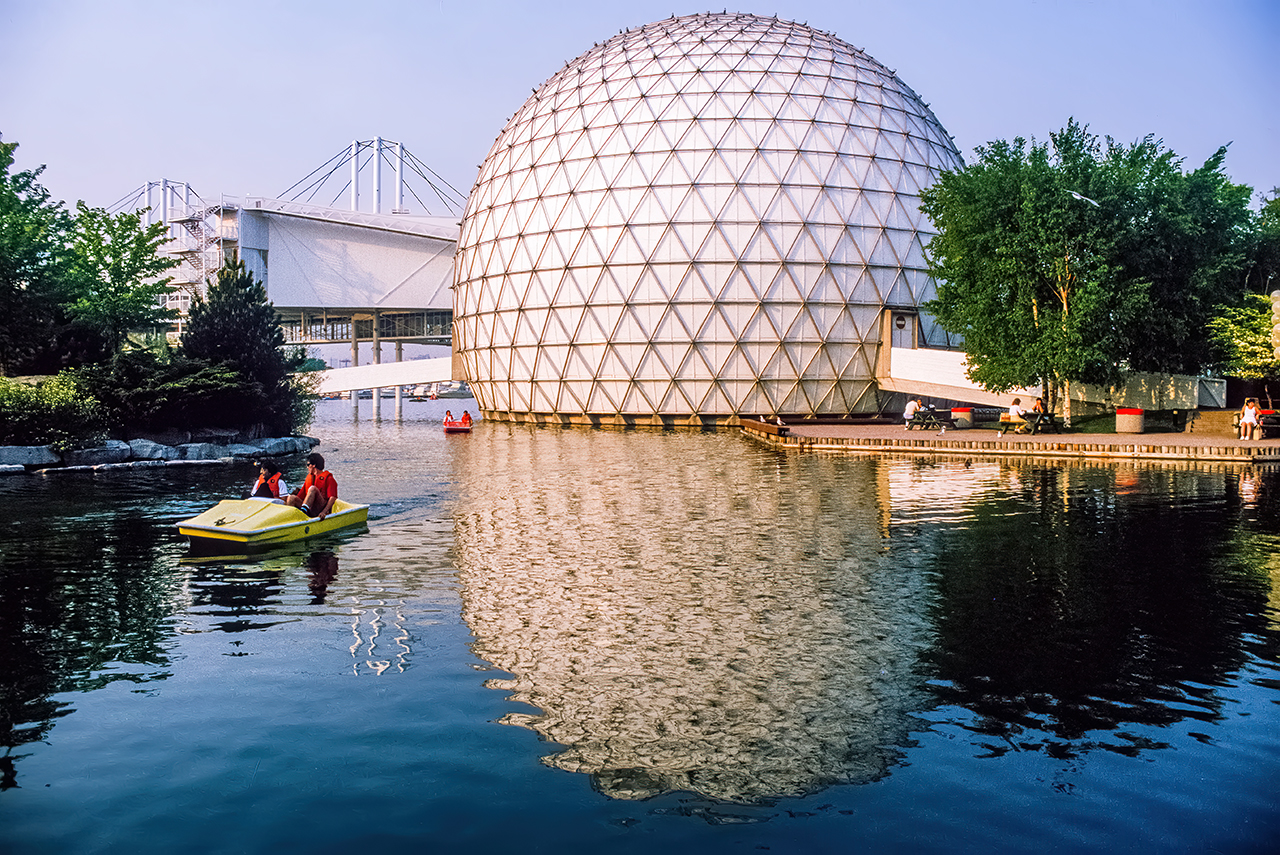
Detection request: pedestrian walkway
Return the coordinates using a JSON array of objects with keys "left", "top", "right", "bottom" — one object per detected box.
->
[{"left": 741, "top": 420, "right": 1280, "bottom": 466}]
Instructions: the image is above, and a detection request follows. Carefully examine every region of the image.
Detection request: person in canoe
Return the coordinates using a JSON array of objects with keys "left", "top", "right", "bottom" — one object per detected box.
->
[
  {"left": 284, "top": 452, "right": 339, "bottom": 520},
  {"left": 249, "top": 460, "right": 289, "bottom": 502}
]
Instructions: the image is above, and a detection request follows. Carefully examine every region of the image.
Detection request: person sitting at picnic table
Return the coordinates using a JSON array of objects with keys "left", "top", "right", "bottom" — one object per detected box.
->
[
  {"left": 903, "top": 398, "right": 923, "bottom": 429},
  {"left": 1007, "top": 398, "right": 1029, "bottom": 433},
  {"left": 1240, "top": 398, "right": 1262, "bottom": 440},
  {"left": 1033, "top": 397, "right": 1046, "bottom": 415}
]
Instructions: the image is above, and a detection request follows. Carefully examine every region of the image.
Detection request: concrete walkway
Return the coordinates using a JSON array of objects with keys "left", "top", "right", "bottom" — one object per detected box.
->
[{"left": 742, "top": 420, "right": 1280, "bottom": 466}]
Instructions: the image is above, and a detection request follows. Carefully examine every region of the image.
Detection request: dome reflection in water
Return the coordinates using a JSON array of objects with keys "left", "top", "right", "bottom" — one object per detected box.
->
[{"left": 452, "top": 428, "right": 1280, "bottom": 804}]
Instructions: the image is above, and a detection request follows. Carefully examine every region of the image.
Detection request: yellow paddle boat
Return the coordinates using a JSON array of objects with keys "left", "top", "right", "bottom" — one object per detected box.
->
[{"left": 175, "top": 498, "right": 369, "bottom": 547}]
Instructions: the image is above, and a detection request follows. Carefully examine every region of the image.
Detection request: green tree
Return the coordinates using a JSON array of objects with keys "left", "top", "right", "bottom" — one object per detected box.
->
[
  {"left": 1101, "top": 143, "right": 1253, "bottom": 374},
  {"left": 1242, "top": 191, "right": 1280, "bottom": 296},
  {"left": 1205, "top": 293, "right": 1278, "bottom": 379},
  {"left": 921, "top": 120, "right": 1253, "bottom": 414},
  {"left": 0, "top": 138, "right": 73, "bottom": 374},
  {"left": 180, "top": 258, "right": 307, "bottom": 433},
  {"left": 65, "top": 203, "right": 179, "bottom": 353}
]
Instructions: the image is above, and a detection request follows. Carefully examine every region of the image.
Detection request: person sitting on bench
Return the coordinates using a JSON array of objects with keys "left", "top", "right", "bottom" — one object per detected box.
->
[{"left": 1007, "top": 398, "right": 1029, "bottom": 434}]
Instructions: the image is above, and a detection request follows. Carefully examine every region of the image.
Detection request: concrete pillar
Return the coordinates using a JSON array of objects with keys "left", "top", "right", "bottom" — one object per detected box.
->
[
  {"left": 372, "top": 311, "right": 382, "bottom": 421},
  {"left": 351, "top": 326, "right": 360, "bottom": 417},
  {"left": 394, "top": 341, "right": 404, "bottom": 420}
]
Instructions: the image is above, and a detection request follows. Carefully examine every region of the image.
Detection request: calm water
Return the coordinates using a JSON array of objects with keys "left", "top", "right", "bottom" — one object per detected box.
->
[{"left": 2, "top": 400, "right": 1279, "bottom": 853}]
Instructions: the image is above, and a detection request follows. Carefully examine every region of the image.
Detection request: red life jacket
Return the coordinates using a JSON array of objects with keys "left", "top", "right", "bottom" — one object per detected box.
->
[
  {"left": 303, "top": 469, "right": 338, "bottom": 501},
  {"left": 253, "top": 471, "right": 282, "bottom": 498}
]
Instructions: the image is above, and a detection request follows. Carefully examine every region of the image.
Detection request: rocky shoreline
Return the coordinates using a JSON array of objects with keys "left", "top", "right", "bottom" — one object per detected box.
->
[{"left": 0, "top": 430, "right": 319, "bottom": 475}]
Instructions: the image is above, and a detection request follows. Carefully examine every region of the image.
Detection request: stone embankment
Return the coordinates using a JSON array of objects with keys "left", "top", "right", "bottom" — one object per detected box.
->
[{"left": 0, "top": 431, "right": 318, "bottom": 476}]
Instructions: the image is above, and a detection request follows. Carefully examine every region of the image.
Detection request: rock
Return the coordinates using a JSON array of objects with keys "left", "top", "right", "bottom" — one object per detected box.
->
[
  {"left": 223, "top": 443, "right": 264, "bottom": 459},
  {"left": 177, "top": 442, "right": 225, "bottom": 460},
  {"left": 249, "top": 437, "right": 302, "bottom": 457},
  {"left": 191, "top": 427, "right": 242, "bottom": 444},
  {"left": 0, "top": 464, "right": 26, "bottom": 475},
  {"left": 96, "top": 460, "right": 166, "bottom": 470},
  {"left": 132, "top": 429, "right": 191, "bottom": 447},
  {"left": 128, "top": 439, "right": 179, "bottom": 460},
  {"left": 0, "top": 445, "right": 59, "bottom": 466},
  {"left": 62, "top": 440, "right": 131, "bottom": 467}
]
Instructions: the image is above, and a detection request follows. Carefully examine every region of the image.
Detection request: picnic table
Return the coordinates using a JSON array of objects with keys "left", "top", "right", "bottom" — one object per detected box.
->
[
  {"left": 998, "top": 411, "right": 1060, "bottom": 436},
  {"left": 906, "top": 407, "right": 954, "bottom": 432}
]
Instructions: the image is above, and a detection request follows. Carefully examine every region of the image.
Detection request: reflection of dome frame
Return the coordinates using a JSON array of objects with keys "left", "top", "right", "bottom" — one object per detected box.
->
[{"left": 454, "top": 12, "right": 963, "bottom": 427}]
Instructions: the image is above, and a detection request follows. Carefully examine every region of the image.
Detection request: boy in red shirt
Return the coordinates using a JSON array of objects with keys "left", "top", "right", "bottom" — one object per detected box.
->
[{"left": 285, "top": 452, "right": 338, "bottom": 520}]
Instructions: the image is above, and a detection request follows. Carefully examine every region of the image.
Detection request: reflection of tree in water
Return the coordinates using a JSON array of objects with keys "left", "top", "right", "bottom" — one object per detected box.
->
[
  {"left": 454, "top": 429, "right": 932, "bottom": 804},
  {"left": 923, "top": 463, "right": 1280, "bottom": 757},
  {"left": 0, "top": 508, "right": 184, "bottom": 787}
]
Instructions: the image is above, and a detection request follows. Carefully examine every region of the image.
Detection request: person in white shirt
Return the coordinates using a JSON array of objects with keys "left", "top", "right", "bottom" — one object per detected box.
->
[
  {"left": 903, "top": 398, "right": 922, "bottom": 429},
  {"left": 1007, "top": 398, "right": 1029, "bottom": 433},
  {"left": 1240, "top": 398, "right": 1262, "bottom": 440}
]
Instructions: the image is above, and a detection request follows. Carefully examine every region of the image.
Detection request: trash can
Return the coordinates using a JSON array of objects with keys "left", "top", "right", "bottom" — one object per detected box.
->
[
  {"left": 950, "top": 407, "right": 972, "bottom": 429},
  {"left": 1116, "top": 407, "right": 1145, "bottom": 434}
]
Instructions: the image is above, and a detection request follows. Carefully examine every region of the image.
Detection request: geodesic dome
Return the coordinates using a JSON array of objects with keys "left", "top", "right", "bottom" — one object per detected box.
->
[{"left": 454, "top": 12, "right": 963, "bottom": 424}]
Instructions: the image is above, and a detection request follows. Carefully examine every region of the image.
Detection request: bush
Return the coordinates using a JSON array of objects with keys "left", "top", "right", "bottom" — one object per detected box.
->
[
  {"left": 77, "top": 349, "right": 277, "bottom": 434},
  {"left": 0, "top": 373, "right": 106, "bottom": 450}
]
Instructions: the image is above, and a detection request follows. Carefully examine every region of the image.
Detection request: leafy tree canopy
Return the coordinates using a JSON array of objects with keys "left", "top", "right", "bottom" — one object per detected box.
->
[
  {"left": 65, "top": 202, "right": 179, "bottom": 353},
  {"left": 0, "top": 138, "right": 73, "bottom": 374},
  {"left": 1243, "top": 191, "right": 1280, "bottom": 296},
  {"left": 921, "top": 120, "right": 1254, "bottom": 404},
  {"left": 1205, "top": 293, "right": 1279, "bottom": 380}
]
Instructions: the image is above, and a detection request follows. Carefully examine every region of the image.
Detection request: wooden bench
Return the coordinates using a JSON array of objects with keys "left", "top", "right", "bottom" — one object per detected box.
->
[{"left": 998, "top": 412, "right": 1060, "bottom": 436}]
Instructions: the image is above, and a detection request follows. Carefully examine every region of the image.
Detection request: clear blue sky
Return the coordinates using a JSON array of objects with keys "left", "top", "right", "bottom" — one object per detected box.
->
[{"left": 2, "top": 0, "right": 1276, "bottom": 212}]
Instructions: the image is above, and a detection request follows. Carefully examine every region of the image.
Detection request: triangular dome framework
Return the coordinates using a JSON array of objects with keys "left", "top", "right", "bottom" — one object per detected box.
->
[{"left": 455, "top": 12, "right": 963, "bottom": 425}]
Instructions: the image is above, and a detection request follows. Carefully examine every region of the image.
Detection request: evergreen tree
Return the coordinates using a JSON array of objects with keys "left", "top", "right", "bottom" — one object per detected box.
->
[{"left": 180, "top": 258, "right": 304, "bottom": 433}]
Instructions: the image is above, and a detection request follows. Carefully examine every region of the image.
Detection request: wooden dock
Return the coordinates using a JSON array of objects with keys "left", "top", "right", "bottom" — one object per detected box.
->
[{"left": 741, "top": 420, "right": 1280, "bottom": 466}]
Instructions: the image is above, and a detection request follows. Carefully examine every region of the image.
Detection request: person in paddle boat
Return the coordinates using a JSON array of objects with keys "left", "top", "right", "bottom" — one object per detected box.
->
[
  {"left": 284, "top": 452, "right": 338, "bottom": 520},
  {"left": 248, "top": 460, "right": 289, "bottom": 503},
  {"left": 444, "top": 409, "right": 454, "bottom": 423},
  {"left": 461, "top": 410, "right": 473, "bottom": 426}
]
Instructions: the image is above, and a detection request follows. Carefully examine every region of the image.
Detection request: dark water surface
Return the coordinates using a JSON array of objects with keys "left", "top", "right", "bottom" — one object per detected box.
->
[{"left": 2, "top": 400, "right": 1279, "bottom": 853}]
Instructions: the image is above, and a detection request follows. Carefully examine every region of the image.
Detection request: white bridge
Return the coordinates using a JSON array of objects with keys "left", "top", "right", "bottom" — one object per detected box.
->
[{"left": 316, "top": 355, "right": 455, "bottom": 394}]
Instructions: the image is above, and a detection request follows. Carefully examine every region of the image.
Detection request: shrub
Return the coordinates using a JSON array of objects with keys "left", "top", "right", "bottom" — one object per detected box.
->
[
  {"left": 77, "top": 349, "right": 275, "bottom": 433},
  {"left": 0, "top": 373, "right": 106, "bottom": 450}
]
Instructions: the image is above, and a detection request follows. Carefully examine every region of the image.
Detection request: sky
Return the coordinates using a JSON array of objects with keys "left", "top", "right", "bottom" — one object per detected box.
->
[{"left": 1, "top": 0, "right": 1277, "bottom": 214}]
